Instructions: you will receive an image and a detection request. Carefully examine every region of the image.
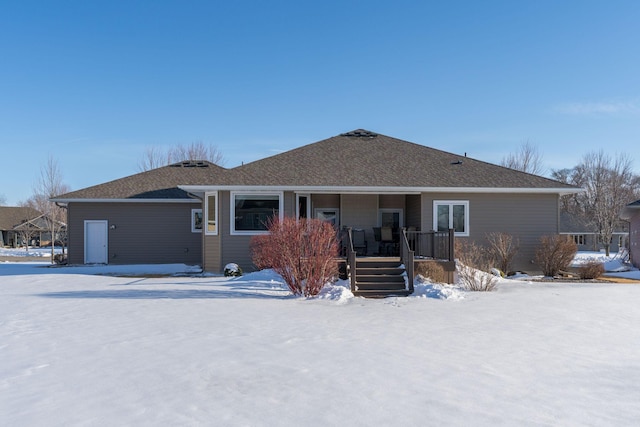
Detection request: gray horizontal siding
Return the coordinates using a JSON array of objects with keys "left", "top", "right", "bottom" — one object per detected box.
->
[
  {"left": 406, "top": 195, "right": 421, "bottom": 228},
  {"left": 67, "top": 202, "right": 202, "bottom": 265},
  {"left": 218, "top": 191, "right": 257, "bottom": 273},
  {"left": 421, "top": 192, "right": 560, "bottom": 272}
]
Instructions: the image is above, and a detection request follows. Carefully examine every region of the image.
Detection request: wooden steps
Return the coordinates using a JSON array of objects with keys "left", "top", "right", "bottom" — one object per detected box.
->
[{"left": 352, "top": 258, "right": 411, "bottom": 297}]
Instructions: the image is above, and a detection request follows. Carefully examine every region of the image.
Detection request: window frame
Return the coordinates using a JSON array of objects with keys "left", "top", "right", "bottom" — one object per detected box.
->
[
  {"left": 432, "top": 200, "right": 470, "bottom": 237},
  {"left": 191, "top": 208, "right": 203, "bottom": 233},
  {"left": 204, "top": 192, "right": 218, "bottom": 235},
  {"left": 378, "top": 208, "right": 403, "bottom": 228},
  {"left": 314, "top": 208, "right": 340, "bottom": 229},
  {"left": 571, "top": 234, "right": 586, "bottom": 245},
  {"left": 296, "top": 193, "right": 311, "bottom": 221},
  {"left": 230, "top": 191, "right": 284, "bottom": 235}
]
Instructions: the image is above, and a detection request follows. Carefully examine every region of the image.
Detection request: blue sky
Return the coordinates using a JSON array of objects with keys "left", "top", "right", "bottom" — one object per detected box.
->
[{"left": 2, "top": 1, "right": 639, "bottom": 205}]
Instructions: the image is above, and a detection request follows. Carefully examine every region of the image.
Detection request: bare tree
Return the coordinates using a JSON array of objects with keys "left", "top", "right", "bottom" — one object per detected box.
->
[
  {"left": 137, "top": 142, "right": 225, "bottom": 172},
  {"left": 32, "top": 155, "right": 70, "bottom": 262},
  {"left": 501, "top": 140, "right": 545, "bottom": 175},
  {"left": 137, "top": 146, "right": 167, "bottom": 172},
  {"left": 14, "top": 218, "right": 41, "bottom": 252},
  {"left": 554, "top": 150, "right": 638, "bottom": 256}
]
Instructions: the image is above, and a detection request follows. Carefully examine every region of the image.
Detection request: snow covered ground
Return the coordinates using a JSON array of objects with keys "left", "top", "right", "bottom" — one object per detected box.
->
[
  {"left": 0, "top": 246, "right": 62, "bottom": 258},
  {"left": 1, "top": 252, "right": 640, "bottom": 426}
]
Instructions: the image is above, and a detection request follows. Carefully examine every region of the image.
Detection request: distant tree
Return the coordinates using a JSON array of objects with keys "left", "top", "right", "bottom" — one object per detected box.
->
[
  {"left": 551, "top": 168, "right": 580, "bottom": 213},
  {"left": 137, "top": 146, "right": 166, "bottom": 172},
  {"left": 553, "top": 150, "right": 639, "bottom": 256},
  {"left": 137, "top": 142, "right": 225, "bottom": 172},
  {"left": 30, "top": 155, "right": 70, "bottom": 261},
  {"left": 15, "top": 222, "right": 38, "bottom": 251},
  {"left": 0, "top": 194, "right": 6, "bottom": 205},
  {"left": 500, "top": 140, "right": 545, "bottom": 175}
]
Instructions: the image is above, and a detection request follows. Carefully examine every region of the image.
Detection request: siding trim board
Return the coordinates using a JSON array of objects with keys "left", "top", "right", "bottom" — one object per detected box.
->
[{"left": 55, "top": 199, "right": 199, "bottom": 204}]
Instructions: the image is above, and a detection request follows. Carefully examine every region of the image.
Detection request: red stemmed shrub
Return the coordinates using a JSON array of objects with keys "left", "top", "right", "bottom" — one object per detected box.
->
[{"left": 250, "top": 217, "right": 339, "bottom": 297}]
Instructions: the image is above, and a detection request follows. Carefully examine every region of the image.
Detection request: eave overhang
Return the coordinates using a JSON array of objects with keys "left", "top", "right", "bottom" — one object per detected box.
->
[
  {"left": 49, "top": 198, "right": 201, "bottom": 204},
  {"left": 179, "top": 185, "right": 583, "bottom": 196}
]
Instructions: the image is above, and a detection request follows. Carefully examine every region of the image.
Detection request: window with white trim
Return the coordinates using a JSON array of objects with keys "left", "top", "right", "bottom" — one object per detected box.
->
[
  {"left": 205, "top": 192, "right": 218, "bottom": 235},
  {"left": 571, "top": 234, "right": 586, "bottom": 245},
  {"left": 191, "top": 209, "right": 203, "bottom": 233},
  {"left": 231, "top": 192, "right": 283, "bottom": 234},
  {"left": 433, "top": 201, "right": 469, "bottom": 236}
]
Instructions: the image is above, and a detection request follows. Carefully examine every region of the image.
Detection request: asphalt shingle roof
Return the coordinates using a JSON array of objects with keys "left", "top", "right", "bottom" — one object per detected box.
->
[
  {"left": 53, "top": 130, "right": 579, "bottom": 201},
  {"left": 53, "top": 161, "right": 226, "bottom": 200},
  {"left": 203, "top": 130, "right": 577, "bottom": 189},
  {"left": 0, "top": 206, "right": 42, "bottom": 230}
]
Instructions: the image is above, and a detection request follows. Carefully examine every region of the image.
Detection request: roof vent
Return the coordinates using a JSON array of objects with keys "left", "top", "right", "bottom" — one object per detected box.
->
[
  {"left": 340, "top": 129, "right": 378, "bottom": 138},
  {"left": 169, "top": 161, "right": 209, "bottom": 168}
]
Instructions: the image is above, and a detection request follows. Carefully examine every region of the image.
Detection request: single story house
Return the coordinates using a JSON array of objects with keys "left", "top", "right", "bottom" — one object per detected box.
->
[
  {"left": 53, "top": 130, "right": 580, "bottom": 282},
  {"left": 12, "top": 213, "right": 67, "bottom": 247},
  {"left": 0, "top": 206, "right": 42, "bottom": 247},
  {"left": 621, "top": 199, "right": 640, "bottom": 268},
  {"left": 559, "top": 212, "right": 629, "bottom": 253}
]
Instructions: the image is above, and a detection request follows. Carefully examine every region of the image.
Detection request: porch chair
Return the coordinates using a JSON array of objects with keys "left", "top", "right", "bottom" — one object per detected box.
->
[
  {"left": 380, "top": 226, "right": 396, "bottom": 256},
  {"left": 352, "top": 229, "right": 367, "bottom": 256}
]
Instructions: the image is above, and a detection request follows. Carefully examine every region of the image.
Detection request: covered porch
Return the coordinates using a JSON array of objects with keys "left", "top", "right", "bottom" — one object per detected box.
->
[
  {"left": 298, "top": 192, "right": 456, "bottom": 296},
  {"left": 341, "top": 227, "right": 456, "bottom": 297},
  {"left": 297, "top": 192, "right": 423, "bottom": 256}
]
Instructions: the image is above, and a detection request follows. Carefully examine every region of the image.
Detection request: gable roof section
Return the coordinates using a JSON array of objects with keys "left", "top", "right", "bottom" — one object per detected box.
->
[
  {"left": 621, "top": 199, "right": 640, "bottom": 220},
  {"left": 52, "top": 161, "right": 226, "bottom": 202},
  {"left": 0, "top": 206, "right": 42, "bottom": 230},
  {"left": 189, "top": 129, "right": 579, "bottom": 193}
]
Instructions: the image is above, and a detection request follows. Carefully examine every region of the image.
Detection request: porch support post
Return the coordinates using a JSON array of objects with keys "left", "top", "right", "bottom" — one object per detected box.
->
[{"left": 449, "top": 228, "right": 455, "bottom": 262}]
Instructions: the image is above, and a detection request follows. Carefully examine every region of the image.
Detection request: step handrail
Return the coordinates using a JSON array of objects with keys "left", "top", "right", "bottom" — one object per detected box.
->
[
  {"left": 345, "top": 227, "right": 357, "bottom": 293},
  {"left": 400, "top": 228, "right": 414, "bottom": 293}
]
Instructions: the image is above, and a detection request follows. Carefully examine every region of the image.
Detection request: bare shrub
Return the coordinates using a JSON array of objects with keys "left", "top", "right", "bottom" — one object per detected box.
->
[
  {"left": 534, "top": 235, "right": 578, "bottom": 277},
  {"left": 486, "top": 232, "right": 519, "bottom": 274},
  {"left": 250, "top": 217, "right": 339, "bottom": 297},
  {"left": 455, "top": 240, "right": 497, "bottom": 291},
  {"left": 578, "top": 260, "right": 605, "bottom": 280},
  {"left": 415, "top": 261, "right": 447, "bottom": 283},
  {"left": 249, "top": 234, "right": 271, "bottom": 270}
]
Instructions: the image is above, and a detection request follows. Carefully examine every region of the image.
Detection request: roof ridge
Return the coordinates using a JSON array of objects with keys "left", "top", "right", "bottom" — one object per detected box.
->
[{"left": 339, "top": 129, "right": 378, "bottom": 138}]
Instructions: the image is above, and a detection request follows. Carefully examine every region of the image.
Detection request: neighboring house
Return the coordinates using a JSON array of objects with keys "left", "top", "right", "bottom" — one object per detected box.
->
[
  {"left": 559, "top": 212, "right": 629, "bottom": 253},
  {"left": 0, "top": 206, "right": 42, "bottom": 247},
  {"left": 12, "top": 213, "right": 67, "bottom": 247},
  {"left": 621, "top": 200, "right": 640, "bottom": 268},
  {"left": 51, "top": 160, "right": 226, "bottom": 265},
  {"left": 52, "top": 130, "right": 580, "bottom": 276}
]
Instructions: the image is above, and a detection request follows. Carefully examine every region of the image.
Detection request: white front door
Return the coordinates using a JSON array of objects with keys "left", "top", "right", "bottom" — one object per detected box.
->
[{"left": 85, "top": 220, "right": 108, "bottom": 264}]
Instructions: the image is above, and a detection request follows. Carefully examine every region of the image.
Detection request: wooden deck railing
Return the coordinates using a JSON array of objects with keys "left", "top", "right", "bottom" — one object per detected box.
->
[
  {"left": 344, "top": 227, "right": 357, "bottom": 293},
  {"left": 404, "top": 229, "right": 455, "bottom": 261}
]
